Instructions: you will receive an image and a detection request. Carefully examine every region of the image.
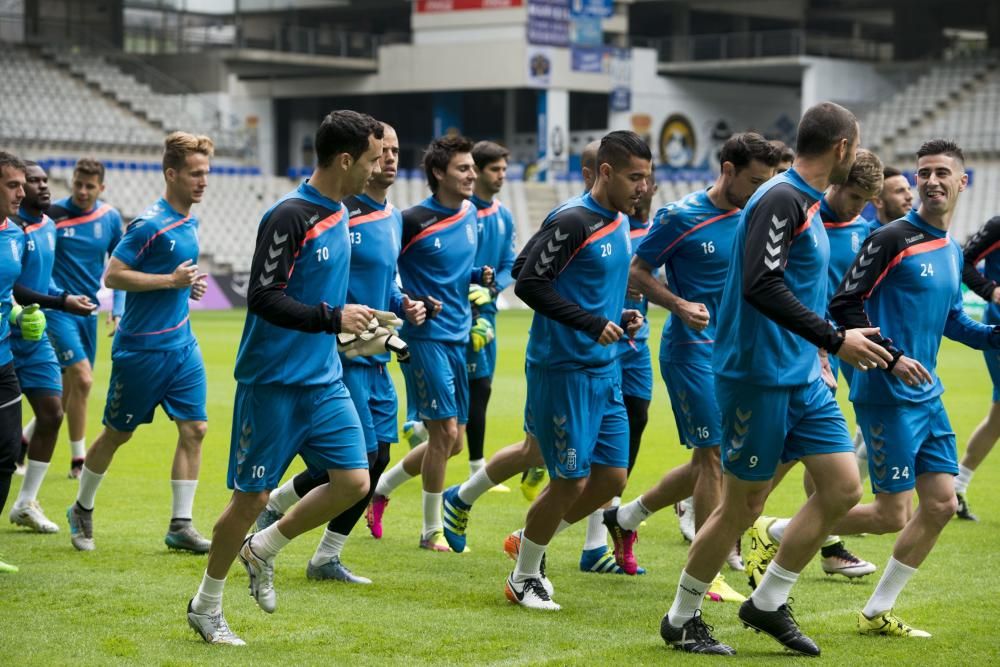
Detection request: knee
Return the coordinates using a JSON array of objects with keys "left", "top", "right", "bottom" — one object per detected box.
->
[
  {"left": 870, "top": 501, "right": 909, "bottom": 534},
  {"left": 39, "top": 403, "right": 64, "bottom": 429},
  {"left": 180, "top": 421, "right": 208, "bottom": 446},
  {"left": 70, "top": 366, "right": 93, "bottom": 393},
  {"left": 234, "top": 492, "right": 270, "bottom": 523},
  {"left": 351, "top": 472, "right": 371, "bottom": 501},
  {"left": 818, "top": 478, "right": 863, "bottom": 514},
  {"left": 924, "top": 494, "right": 958, "bottom": 526},
  {"left": 694, "top": 448, "right": 722, "bottom": 477}
]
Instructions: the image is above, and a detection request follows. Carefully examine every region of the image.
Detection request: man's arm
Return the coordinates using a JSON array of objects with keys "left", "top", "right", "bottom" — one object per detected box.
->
[
  {"left": 962, "top": 216, "right": 1000, "bottom": 302},
  {"left": 513, "top": 214, "right": 607, "bottom": 340},
  {"left": 492, "top": 209, "right": 517, "bottom": 295},
  {"left": 742, "top": 192, "right": 842, "bottom": 352},
  {"left": 105, "top": 256, "right": 198, "bottom": 292},
  {"left": 946, "top": 255, "right": 1000, "bottom": 349},
  {"left": 629, "top": 255, "right": 708, "bottom": 331}
]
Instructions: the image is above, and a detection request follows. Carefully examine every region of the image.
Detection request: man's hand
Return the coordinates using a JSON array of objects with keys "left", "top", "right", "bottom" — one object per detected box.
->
[
  {"left": 818, "top": 349, "right": 837, "bottom": 390},
  {"left": 480, "top": 266, "right": 495, "bottom": 287},
  {"left": 190, "top": 273, "right": 209, "bottom": 301},
  {"left": 992, "top": 285, "right": 1000, "bottom": 305},
  {"left": 675, "top": 299, "right": 710, "bottom": 332},
  {"left": 340, "top": 304, "right": 375, "bottom": 335},
  {"left": 170, "top": 259, "right": 200, "bottom": 289},
  {"left": 470, "top": 317, "right": 495, "bottom": 352},
  {"left": 11, "top": 304, "right": 46, "bottom": 341},
  {"left": 423, "top": 295, "right": 443, "bottom": 319},
  {"left": 621, "top": 309, "right": 644, "bottom": 337},
  {"left": 835, "top": 327, "right": 894, "bottom": 371},
  {"left": 891, "top": 355, "right": 934, "bottom": 387},
  {"left": 64, "top": 295, "right": 97, "bottom": 316},
  {"left": 597, "top": 320, "right": 624, "bottom": 346},
  {"left": 469, "top": 284, "right": 493, "bottom": 307},
  {"left": 402, "top": 295, "right": 426, "bottom": 326},
  {"left": 626, "top": 280, "right": 643, "bottom": 302},
  {"left": 106, "top": 313, "right": 120, "bottom": 337}
]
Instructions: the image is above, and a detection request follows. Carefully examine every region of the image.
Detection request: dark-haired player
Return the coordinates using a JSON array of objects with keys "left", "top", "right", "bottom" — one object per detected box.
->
[
  {"left": 608, "top": 132, "right": 778, "bottom": 598},
  {"left": 45, "top": 158, "right": 125, "bottom": 478},
  {"left": 659, "top": 103, "right": 893, "bottom": 656},
  {"left": 186, "top": 111, "right": 383, "bottom": 645},
  {"left": 871, "top": 166, "right": 914, "bottom": 231},
  {"left": 827, "top": 139, "right": 999, "bottom": 638},
  {"left": 503, "top": 130, "right": 651, "bottom": 610},
  {"left": 370, "top": 135, "right": 492, "bottom": 552}
]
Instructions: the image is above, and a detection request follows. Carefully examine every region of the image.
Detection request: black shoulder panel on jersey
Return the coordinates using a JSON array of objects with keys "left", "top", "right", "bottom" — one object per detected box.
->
[
  {"left": 343, "top": 195, "right": 376, "bottom": 220},
  {"left": 45, "top": 204, "right": 71, "bottom": 223},
  {"left": 400, "top": 205, "right": 441, "bottom": 250},
  {"left": 962, "top": 216, "right": 1000, "bottom": 300}
]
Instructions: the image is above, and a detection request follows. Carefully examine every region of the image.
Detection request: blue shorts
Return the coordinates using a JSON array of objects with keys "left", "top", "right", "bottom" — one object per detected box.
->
[
  {"left": 855, "top": 398, "right": 957, "bottom": 494},
  {"left": 661, "top": 358, "right": 721, "bottom": 448},
  {"left": 402, "top": 340, "right": 469, "bottom": 424},
  {"left": 11, "top": 336, "right": 62, "bottom": 395},
  {"left": 717, "top": 376, "right": 852, "bottom": 481},
  {"left": 619, "top": 341, "right": 653, "bottom": 400},
  {"left": 828, "top": 356, "right": 855, "bottom": 389},
  {"left": 228, "top": 380, "right": 367, "bottom": 492},
  {"left": 341, "top": 361, "right": 398, "bottom": 452},
  {"left": 47, "top": 310, "right": 98, "bottom": 368},
  {"left": 524, "top": 364, "right": 629, "bottom": 480},
  {"left": 466, "top": 312, "right": 497, "bottom": 381},
  {"left": 103, "top": 341, "right": 207, "bottom": 432},
  {"left": 984, "top": 349, "right": 1000, "bottom": 402}
]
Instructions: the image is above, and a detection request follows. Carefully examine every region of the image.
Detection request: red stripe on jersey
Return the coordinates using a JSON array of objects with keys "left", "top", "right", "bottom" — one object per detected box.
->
[
  {"left": 349, "top": 204, "right": 394, "bottom": 227},
  {"left": 630, "top": 223, "right": 651, "bottom": 239},
  {"left": 563, "top": 214, "right": 624, "bottom": 270},
  {"left": 974, "top": 238, "right": 1000, "bottom": 264},
  {"left": 865, "top": 237, "right": 951, "bottom": 298},
  {"left": 477, "top": 200, "right": 501, "bottom": 218},
  {"left": 674, "top": 339, "right": 715, "bottom": 345},
  {"left": 823, "top": 215, "right": 862, "bottom": 229},
  {"left": 400, "top": 201, "right": 472, "bottom": 254},
  {"left": 794, "top": 201, "right": 821, "bottom": 237},
  {"left": 0, "top": 218, "right": 8, "bottom": 231},
  {"left": 303, "top": 209, "right": 345, "bottom": 242},
  {"left": 55, "top": 203, "right": 112, "bottom": 228},
  {"left": 655, "top": 209, "right": 738, "bottom": 262},
  {"left": 121, "top": 315, "right": 190, "bottom": 337},
  {"left": 23, "top": 215, "right": 51, "bottom": 234},
  {"left": 134, "top": 216, "right": 190, "bottom": 261}
]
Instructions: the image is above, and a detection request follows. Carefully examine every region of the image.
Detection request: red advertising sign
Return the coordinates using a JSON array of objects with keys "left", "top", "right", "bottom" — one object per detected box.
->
[{"left": 416, "top": 0, "right": 523, "bottom": 11}]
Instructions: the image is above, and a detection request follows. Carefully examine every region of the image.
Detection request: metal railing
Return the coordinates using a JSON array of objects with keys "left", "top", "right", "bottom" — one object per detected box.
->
[{"left": 633, "top": 29, "right": 894, "bottom": 64}]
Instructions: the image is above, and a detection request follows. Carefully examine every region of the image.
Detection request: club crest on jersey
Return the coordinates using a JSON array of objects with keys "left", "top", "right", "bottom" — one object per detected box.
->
[
  {"left": 851, "top": 232, "right": 860, "bottom": 253},
  {"left": 466, "top": 223, "right": 475, "bottom": 244},
  {"left": 94, "top": 221, "right": 103, "bottom": 239},
  {"left": 9, "top": 239, "right": 19, "bottom": 262}
]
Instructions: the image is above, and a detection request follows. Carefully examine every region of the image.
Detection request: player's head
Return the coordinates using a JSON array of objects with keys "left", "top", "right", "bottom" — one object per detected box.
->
[
  {"left": 0, "top": 152, "right": 26, "bottom": 219},
  {"left": 71, "top": 157, "right": 106, "bottom": 211},
  {"left": 581, "top": 140, "right": 600, "bottom": 192},
  {"left": 826, "top": 148, "right": 883, "bottom": 221},
  {"left": 316, "top": 110, "right": 384, "bottom": 196},
  {"left": 163, "top": 131, "right": 214, "bottom": 206},
  {"left": 367, "top": 122, "right": 398, "bottom": 192},
  {"left": 915, "top": 139, "right": 967, "bottom": 218},
  {"left": 717, "top": 132, "right": 780, "bottom": 209},
  {"left": 423, "top": 134, "right": 475, "bottom": 201},
  {"left": 472, "top": 141, "right": 509, "bottom": 198},
  {"left": 22, "top": 161, "right": 51, "bottom": 213},
  {"left": 595, "top": 130, "right": 652, "bottom": 215},
  {"left": 770, "top": 140, "right": 794, "bottom": 173},
  {"left": 634, "top": 174, "right": 657, "bottom": 221},
  {"left": 874, "top": 165, "right": 913, "bottom": 222},
  {"left": 795, "top": 102, "right": 859, "bottom": 185}
]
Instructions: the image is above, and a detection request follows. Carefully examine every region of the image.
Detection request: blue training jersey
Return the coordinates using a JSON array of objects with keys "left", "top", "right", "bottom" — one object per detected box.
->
[
  {"left": 619, "top": 215, "right": 651, "bottom": 349},
  {"left": 635, "top": 189, "right": 739, "bottom": 364},
  {"left": 12, "top": 210, "right": 59, "bottom": 297},
  {"left": 236, "top": 181, "right": 351, "bottom": 387},
  {"left": 714, "top": 168, "right": 843, "bottom": 387},
  {"left": 831, "top": 210, "right": 1000, "bottom": 405},
  {"left": 821, "top": 197, "right": 870, "bottom": 315},
  {"left": 0, "top": 219, "right": 26, "bottom": 364},
  {"left": 112, "top": 198, "right": 199, "bottom": 352},
  {"left": 962, "top": 215, "right": 1000, "bottom": 325},
  {"left": 470, "top": 194, "right": 517, "bottom": 316},
  {"left": 398, "top": 196, "right": 480, "bottom": 343},
  {"left": 514, "top": 192, "right": 631, "bottom": 374},
  {"left": 47, "top": 197, "right": 124, "bottom": 315},
  {"left": 343, "top": 193, "right": 405, "bottom": 366}
]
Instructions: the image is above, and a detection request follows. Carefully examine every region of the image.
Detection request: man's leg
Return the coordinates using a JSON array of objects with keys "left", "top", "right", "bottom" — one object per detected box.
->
[
  {"left": 466, "top": 376, "right": 492, "bottom": 473},
  {"left": 420, "top": 417, "right": 459, "bottom": 549},
  {"left": 955, "top": 400, "right": 1000, "bottom": 521},
  {"left": 0, "top": 365, "right": 22, "bottom": 573},
  {"left": 62, "top": 359, "right": 93, "bottom": 475},
  {"left": 163, "top": 419, "right": 211, "bottom": 552},
  {"left": 10, "top": 391, "right": 63, "bottom": 532},
  {"left": 67, "top": 426, "right": 133, "bottom": 551}
]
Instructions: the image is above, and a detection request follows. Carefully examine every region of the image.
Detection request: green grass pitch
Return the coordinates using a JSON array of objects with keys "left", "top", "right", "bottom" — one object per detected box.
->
[{"left": 2, "top": 308, "right": 998, "bottom": 665}]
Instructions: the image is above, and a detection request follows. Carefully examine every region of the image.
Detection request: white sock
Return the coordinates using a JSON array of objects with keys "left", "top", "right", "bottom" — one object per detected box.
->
[
  {"left": 311, "top": 529, "right": 349, "bottom": 566},
  {"left": 70, "top": 438, "right": 86, "bottom": 460},
  {"left": 22, "top": 418, "right": 36, "bottom": 443},
  {"left": 767, "top": 518, "right": 791, "bottom": 543},
  {"left": 191, "top": 571, "right": 226, "bottom": 614},
  {"left": 863, "top": 557, "right": 917, "bottom": 618},
  {"left": 750, "top": 561, "right": 799, "bottom": 611},
  {"left": 513, "top": 534, "right": 547, "bottom": 581},
  {"left": 422, "top": 490, "right": 443, "bottom": 537},
  {"left": 611, "top": 495, "right": 621, "bottom": 507},
  {"left": 617, "top": 497, "right": 653, "bottom": 531},
  {"left": 171, "top": 480, "right": 198, "bottom": 521},
  {"left": 469, "top": 458, "right": 485, "bottom": 476},
  {"left": 822, "top": 534, "right": 841, "bottom": 548},
  {"left": 251, "top": 523, "right": 291, "bottom": 561},
  {"left": 583, "top": 509, "right": 608, "bottom": 550},
  {"left": 375, "top": 461, "right": 414, "bottom": 498},
  {"left": 457, "top": 465, "right": 496, "bottom": 506},
  {"left": 76, "top": 465, "right": 105, "bottom": 510},
  {"left": 15, "top": 459, "right": 49, "bottom": 506},
  {"left": 267, "top": 478, "right": 302, "bottom": 514},
  {"left": 667, "top": 570, "right": 711, "bottom": 627},
  {"left": 554, "top": 519, "right": 571, "bottom": 536},
  {"left": 955, "top": 464, "right": 974, "bottom": 494}
]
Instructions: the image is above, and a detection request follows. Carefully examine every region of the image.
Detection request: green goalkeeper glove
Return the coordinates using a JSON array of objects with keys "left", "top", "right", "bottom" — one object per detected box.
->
[
  {"left": 468, "top": 284, "right": 493, "bottom": 307},
  {"left": 470, "top": 316, "right": 495, "bottom": 352},
  {"left": 10, "top": 304, "right": 46, "bottom": 341}
]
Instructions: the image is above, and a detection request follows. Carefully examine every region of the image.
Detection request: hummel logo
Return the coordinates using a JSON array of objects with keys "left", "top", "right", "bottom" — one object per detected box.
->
[
  {"left": 905, "top": 233, "right": 924, "bottom": 244},
  {"left": 272, "top": 231, "right": 288, "bottom": 245},
  {"left": 553, "top": 229, "right": 569, "bottom": 241},
  {"left": 771, "top": 215, "right": 788, "bottom": 230},
  {"left": 306, "top": 213, "right": 320, "bottom": 225},
  {"left": 423, "top": 216, "right": 438, "bottom": 226},
  {"left": 588, "top": 222, "right": 602, "bottom": 233},
  {"left": 349, "top": 208, "right": 362, "bottom": 216}
]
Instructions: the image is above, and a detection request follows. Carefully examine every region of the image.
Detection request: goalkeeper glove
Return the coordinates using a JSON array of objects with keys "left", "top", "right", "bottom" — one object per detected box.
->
[
  {"left": 468, "top": 284, "right": 493, "bottom": 307},
  {"left": 10, "top": 304, "right": 45, "bottom": 341},
  {"left": 337, "top": 326, "right": 410, "bottom": 362},
  {"left": 372, "top": 309, "right": 404, "bottom": 330},
  {"left": 470, "top": 316, "right": 494, "bottom": 352}
]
